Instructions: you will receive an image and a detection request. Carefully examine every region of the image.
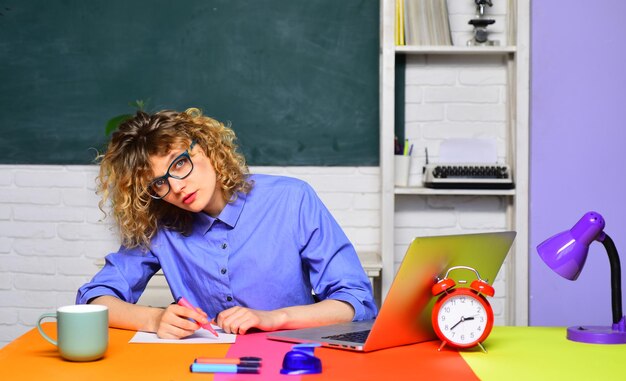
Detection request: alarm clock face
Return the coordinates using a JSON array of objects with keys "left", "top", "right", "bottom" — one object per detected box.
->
[{"left": 433, "top": 290, "right": 492, "bottom": 347}]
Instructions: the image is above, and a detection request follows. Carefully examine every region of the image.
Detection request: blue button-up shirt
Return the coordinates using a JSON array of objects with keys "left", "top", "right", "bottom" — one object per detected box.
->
[{"left": 76, "top": 174, "right": 378, "bottom": 321}]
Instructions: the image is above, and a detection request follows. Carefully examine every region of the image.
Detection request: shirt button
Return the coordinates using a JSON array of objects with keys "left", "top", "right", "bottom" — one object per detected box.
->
[
  {"left": 221, "top": 268, "right": 227, "bottom": 275},
  {"left": 221, "top": 243, "right": 228, "bottom": 249},
  {"left": 226, "top": 296, "right": 233, "bottom": 302}
]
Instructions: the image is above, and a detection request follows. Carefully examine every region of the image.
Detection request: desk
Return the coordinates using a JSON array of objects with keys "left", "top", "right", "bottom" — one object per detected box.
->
[{"left": 1, "top": 324, "right": 624, "bottom": 380}]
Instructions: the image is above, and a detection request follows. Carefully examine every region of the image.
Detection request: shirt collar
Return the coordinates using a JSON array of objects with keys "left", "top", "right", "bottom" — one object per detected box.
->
[
  {"left": 217, "top": 191, "right": 246, "bottom": 228},
  {"left": 193, "top": 191, "right": 247, "bottom": 233}
]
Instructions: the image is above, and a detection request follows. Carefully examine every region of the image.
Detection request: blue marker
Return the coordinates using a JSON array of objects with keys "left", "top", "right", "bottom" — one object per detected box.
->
[{"left": 190, "top": 363, "right": 260, "bottom": 374}]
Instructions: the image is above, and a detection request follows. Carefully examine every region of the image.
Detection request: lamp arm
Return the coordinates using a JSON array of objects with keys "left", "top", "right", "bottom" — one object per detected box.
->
[{"left": 599, "top": 234, "right": 623, "bottom": 324}]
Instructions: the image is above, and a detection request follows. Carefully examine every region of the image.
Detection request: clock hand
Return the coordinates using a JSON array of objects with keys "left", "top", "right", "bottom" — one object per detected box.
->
[
  {"left": 450, "top": 316, "right": 476, "bottom": 330},
  {"left": 450, "top": 317, "right": 465, "bottom": 330}
]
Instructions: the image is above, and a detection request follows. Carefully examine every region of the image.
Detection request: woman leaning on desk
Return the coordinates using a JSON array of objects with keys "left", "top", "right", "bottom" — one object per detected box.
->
[{"left": 76, "top": 108, "right": 377, "bottom": 339}]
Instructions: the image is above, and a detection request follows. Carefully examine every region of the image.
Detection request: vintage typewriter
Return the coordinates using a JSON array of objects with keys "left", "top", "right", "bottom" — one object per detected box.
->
[{"left": 423, "top": 163, "right": 514, "bottom": 190}]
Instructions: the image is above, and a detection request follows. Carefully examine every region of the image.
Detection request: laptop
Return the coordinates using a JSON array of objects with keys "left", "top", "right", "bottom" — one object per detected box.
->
[{"left": 267, "top": 231, "right": 516, "bottom": 352}]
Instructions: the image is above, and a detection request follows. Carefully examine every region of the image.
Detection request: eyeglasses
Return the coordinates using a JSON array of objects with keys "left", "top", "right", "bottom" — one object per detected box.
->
[{"left": 148, "top": 140, "right": 196, "bottom": 199}]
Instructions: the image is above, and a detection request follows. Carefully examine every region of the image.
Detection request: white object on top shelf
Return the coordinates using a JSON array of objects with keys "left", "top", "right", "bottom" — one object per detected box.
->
[{"left": 438, "top": 138, "right": 499, "bottom": 163}]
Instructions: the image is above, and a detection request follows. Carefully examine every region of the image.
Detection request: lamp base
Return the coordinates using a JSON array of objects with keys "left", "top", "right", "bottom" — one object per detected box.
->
[{"left": 567, "top": 326, "right": 626, "bottom": 344}]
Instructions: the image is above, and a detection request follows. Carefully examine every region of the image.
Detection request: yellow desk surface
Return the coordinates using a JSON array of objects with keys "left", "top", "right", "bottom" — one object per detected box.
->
[
  {"left": 2, "top": 324, "right": 625, "bottom": 380},
  {"left": 461, "top": 326, "right": 626, "bottom": 380}
]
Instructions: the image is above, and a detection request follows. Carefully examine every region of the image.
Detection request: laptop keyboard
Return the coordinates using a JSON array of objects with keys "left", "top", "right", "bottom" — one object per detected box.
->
[{"left": 321, "top": 329, "right": 371, "bottom": 344}]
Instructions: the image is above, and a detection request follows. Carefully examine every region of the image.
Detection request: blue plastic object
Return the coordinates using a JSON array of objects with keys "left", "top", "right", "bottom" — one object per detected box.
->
[{"left": 280, "top": 343, "right": 322, "bottom": 375}]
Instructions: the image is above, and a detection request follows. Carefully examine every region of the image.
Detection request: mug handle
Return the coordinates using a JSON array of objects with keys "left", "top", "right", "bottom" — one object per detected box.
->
[{"left": 37, "top": 313, "right": 58, "bottom": 346}]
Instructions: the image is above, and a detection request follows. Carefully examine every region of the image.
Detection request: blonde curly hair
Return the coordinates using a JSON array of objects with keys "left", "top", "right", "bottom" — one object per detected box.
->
[{"left": 96, "top": 108, "right": 252, "bottom": 249}]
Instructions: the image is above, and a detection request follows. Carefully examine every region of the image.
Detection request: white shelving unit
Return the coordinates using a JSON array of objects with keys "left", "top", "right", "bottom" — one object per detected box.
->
[{"left": 379, "top": 0, "right": 530, "bottom": 325}]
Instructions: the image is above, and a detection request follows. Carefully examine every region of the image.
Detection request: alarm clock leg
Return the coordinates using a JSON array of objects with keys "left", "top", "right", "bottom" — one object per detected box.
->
[
  {"left": 477, "top": 342, "right": 487, "bottom": 354},
  {"left": 437, "top": 341, "right": 447, "bottom": 352}
]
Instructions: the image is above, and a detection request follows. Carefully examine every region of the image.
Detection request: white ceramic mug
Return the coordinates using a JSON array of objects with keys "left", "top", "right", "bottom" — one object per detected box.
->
[{"left": 37, "top": 304, "right": 109, "bottom": 362}]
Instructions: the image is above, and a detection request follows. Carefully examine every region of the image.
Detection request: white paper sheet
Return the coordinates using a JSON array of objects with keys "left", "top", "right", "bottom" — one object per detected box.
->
[
  {"left": 129, "top": 325, "right": 237, "bottom": 344},
  {"left": 439, "top": 138, "right": 498, "bottom": 163}
]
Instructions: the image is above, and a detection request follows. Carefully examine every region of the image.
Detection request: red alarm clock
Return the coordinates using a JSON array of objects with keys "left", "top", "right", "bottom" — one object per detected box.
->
[{"left": 431, "top": 265, "right": 495, "bottom": 353}]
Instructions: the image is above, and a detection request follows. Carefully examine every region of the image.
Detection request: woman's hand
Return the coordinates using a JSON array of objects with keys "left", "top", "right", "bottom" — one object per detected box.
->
[
  {"left": 155, "top": 304, "right": 210, "bottom": 339},
  {"left": 215, "top": 306, "right": 286, "bottom": 335}
]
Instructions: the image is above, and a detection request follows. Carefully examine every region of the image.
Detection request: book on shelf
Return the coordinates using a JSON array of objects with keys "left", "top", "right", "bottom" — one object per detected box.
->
[
  {"left": 507, "top": 0, "right": 517, "bottom": 45},
  {"left": 398, "top": 0, "right": 452, "bottom": 47},
  {"left": 395, "top": 0, "right": 405, "bottom": 45}
]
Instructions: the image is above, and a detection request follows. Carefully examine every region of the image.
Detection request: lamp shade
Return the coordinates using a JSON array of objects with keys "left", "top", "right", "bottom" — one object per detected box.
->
[{"left": 537, "top": 211, "right": 605, "bottom": 280}]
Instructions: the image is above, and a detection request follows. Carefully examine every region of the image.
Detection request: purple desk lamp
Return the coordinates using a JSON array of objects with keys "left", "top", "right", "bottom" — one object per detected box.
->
[{"left": 537, "top": 211, "right": 626, "bottom": 344}]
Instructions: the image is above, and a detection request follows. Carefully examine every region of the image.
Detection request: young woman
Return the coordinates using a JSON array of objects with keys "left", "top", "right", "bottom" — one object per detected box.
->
[{"left": 77, "top": 108, "right": 377, "bottom": 339}]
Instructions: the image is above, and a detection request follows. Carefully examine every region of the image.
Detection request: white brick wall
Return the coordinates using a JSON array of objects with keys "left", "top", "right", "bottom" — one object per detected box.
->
[{"left": 0, "top": 165, "right": 119, "bottom": 348}]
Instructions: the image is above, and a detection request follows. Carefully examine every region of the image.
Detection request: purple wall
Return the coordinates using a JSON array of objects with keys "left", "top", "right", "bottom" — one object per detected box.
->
[{"left": 530, "top": 1, "right": 626, "bottom": 326}]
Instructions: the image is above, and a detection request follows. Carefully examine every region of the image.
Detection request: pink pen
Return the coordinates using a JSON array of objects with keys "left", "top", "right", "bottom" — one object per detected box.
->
[{"left": 176, "top": 296, "right": 218, "bottom": 337}]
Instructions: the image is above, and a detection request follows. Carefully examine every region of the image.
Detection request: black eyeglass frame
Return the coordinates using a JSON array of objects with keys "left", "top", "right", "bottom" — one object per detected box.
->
[{"left": 147, "top": 140, "right": 197, "bottom": 200}]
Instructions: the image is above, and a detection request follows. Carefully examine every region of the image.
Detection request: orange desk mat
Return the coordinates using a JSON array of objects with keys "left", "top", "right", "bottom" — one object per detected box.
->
[
  {"left": 1, "top": 323, "right": 478, "bottom": 380},
  {"left": 1, "top": 323, "right": 230, "bottom": 380}
]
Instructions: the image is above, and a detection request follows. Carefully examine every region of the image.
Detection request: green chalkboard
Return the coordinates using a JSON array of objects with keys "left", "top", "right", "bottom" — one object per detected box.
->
[{"left": 0, "top": 0, "right": 379, "bottom": 165}]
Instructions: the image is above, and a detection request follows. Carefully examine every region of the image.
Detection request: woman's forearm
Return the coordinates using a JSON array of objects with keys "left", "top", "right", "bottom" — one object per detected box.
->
[
  {"left": 89, "top": 295, "right": 164, "bottom": 333},
  {"left": 276, "top": 299, "right": 355, "bottom": 330}
]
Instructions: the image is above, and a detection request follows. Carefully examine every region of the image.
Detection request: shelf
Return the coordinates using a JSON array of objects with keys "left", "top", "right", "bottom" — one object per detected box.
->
[
  {"left": 394, "top": 187, "right": 515, "bottom": 196},
  {"left": 395, "top": 45, "right": 516, "bottom": 55},
  {"left": 380, "top": 0, "right": 530, "bottom": 326}
]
